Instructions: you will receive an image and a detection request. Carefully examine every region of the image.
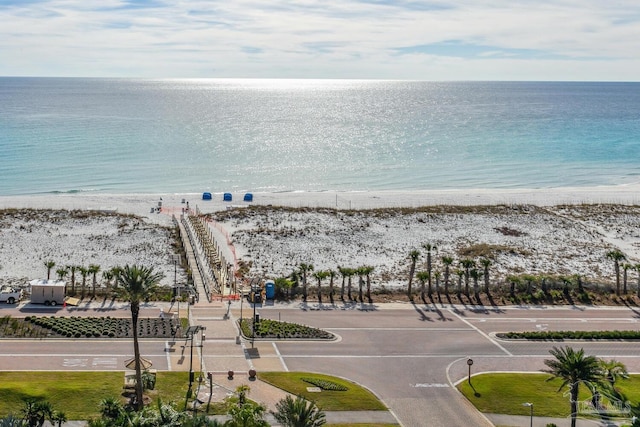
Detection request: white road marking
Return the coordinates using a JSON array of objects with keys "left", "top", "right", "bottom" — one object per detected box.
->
[
  {"left": 92, "top": 357, "right": 117, "bottom": 367},
  {"left": 449, "top": 309, "right": 513, "bottom": 356},
  {"left": 63, "top": 358, "right": 88, "bottom": 367},
  {"left": 414, "top": 383, "right": 450, "bottom": 388},
  {"left": 272, "top": 342, "right": 288, "bottom": 371}
]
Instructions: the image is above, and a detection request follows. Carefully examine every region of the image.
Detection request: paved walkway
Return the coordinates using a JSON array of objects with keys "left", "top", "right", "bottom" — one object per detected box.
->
[{"left": 185, "top": 300, "right": 402, "bottom": 425}]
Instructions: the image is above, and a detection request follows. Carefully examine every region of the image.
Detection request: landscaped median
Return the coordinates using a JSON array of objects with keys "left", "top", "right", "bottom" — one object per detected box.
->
[
  {"left": 497, "top": 330, "right": 640, "bottom": 341},
  {"left": 259, "top": 372, "right": 388, "bottom": 411},
  {"left": 238, "top": 317, "right": 336, "bottom": 340}
]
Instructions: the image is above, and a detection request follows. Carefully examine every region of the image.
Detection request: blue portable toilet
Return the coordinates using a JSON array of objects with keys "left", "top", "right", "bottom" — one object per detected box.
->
[
  {"left": 264, "top": 280, "right": 275, "bottom": 300},
  {"left": 223, "top": 193, "right": 232, "bottom": 202},
  {"left": 202, "top": 192, "right": 212, "bottom": 200},
  {"left": 243, "top": 193, "right": 253, "bottom": 202}
]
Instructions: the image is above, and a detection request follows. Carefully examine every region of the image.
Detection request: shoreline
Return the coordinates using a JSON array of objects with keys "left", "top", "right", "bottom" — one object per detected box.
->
[{"left": 1, "top": 183, "right": 639, "bottom": 218}]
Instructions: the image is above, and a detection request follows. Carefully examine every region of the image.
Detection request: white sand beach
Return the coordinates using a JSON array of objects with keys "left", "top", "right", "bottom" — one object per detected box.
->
[{"left": 1, "top": 184, "right": 639, "bottom": 291}]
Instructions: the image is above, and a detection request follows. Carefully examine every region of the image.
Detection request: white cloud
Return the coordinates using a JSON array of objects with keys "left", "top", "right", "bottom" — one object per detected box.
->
[{"left": 0, "top": 0, "right": 638, "bottom": 80}]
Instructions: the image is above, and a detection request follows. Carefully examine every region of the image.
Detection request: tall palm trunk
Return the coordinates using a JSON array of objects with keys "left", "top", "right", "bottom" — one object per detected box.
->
[
  {"left": 329, "top": 273, "right": 335, "bottom": 305},
  {"left": 570, "top": 384, "right": 578, "bottom": 427},
  {"left": 131, "top": 301, "right": 143, "bottom": 410}
]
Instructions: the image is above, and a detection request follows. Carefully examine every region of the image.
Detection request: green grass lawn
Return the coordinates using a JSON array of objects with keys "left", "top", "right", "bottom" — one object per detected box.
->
[
  {"left": 0, "top": 370, "right": 391, "bottom": 421},
  {"left": 258, "top": 372, "right": 388, "bottom": 411},
  {"left": 0, "top": 371, "right": 192, "bottom": 419},
  {"left": 458, "top": 373, "right": 640, "bottom": 419}
]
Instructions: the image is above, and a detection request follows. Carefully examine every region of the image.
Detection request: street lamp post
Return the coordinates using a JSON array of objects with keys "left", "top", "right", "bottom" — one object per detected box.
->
[
  {"left": 466, "top": 358, "right": 474, "bottom": 385},
  {"left": 252, "top": 295, "right": 257, "bottom": 348},
  {"left": 173, "top": 255, "right": 181, "bottom": 322},
  {"left": 523, "top": 402, "right": 533, "bottom": 427}
]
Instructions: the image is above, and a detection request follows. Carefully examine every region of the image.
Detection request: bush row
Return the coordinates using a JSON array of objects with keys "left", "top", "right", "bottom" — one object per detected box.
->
[
  {"left": 497, "top": 330, "right": 640, "bottom": 340},
  {"left": 301, "top": 377, "right": 348, "bottom": 391},
  {"left": 238, "top": 318, "right": 335, "bottom": 340}
]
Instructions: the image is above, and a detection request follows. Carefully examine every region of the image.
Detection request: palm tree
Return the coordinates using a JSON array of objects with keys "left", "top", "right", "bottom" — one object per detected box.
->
[
  {"left": 50, "top": 411, "right": 66, "bottom": 427},
  {"left": 337, "top": 266, "right": 348, "bottom": 302},
  {"left": 78, "top": 266, "right": 88, "bottom": 299},
  {"left": 455, "top": 269, "right": 464, "bottom": 296},
  {"left": 345, "top": 268, "right": 355, "bottom": 302},
  {"left": 423, "top": 243, "right": 436, "bottom": 299},
  {"left": 55, "top": 267, "right": 68, "bottom": 281},
  {"left": 115, "top": 264, "right": 164, "bottom": 410},
  {"left": 434, "top": 271, "right": 441, "bottom": 297},
  {"left": 362, "top": 266, "right": 374, "bottom": 303},
  {"left": 44, "top": 261, "right": 55, "bottom": 280},
  {"left": 99, "top": 396, "right": 124, "bottom": 420},
  {"left": 88, "top": 264, "right": 100, "bottom": 298},
  {"left": 598, "top": 359, "right": 629, "bottom": 393},
  {"left": 441, "top": 256, "right": 453, "bottom": 296},
  {"left": 355, "top": 267, "right": 366, "bottom": 302},
  {"left": 271, "top": 395, "right": 326, "bottom": 427},
  {"left": 623, "top": 263, "right": 632, "bottom": 294},
  {"left": 407, "top": 250, "right": 420, "bottom": 301},
  {"left": 67, "top": 265, "right": 78, "bottom": 295},
  {"left": 417, "top": 271, "right": 430, "bottom": 303},
  {"left": 506, "top": 275, "right": 520, "bottom": 298},
  {"left": 606, "top": 250, "right": 626, "bottom": 296},
  {"left": 21, "top": 397, "right": 53, "bottom": 427},
  {"left": 110, "top": 267, "right": 122, "bottom": 290},
  {"left": 523, "top": 274, "right": 536, "bottom": 295},
  {"left": 102, "top": 270, "right": 114, "bottom": 293},
  {"left": 543, "top": 346, "right": 601, "bottom": 427},
  {"left": 312, "top": 270, "right": 329, "bottom": 304},
  {"left": 327, "top": 270, "right": 336, "bottom": 305},
  {"left": 460, "top": 259, "right": 475, "bottom": 296},
  {"left": 226, "top": 385, "right": 268, "bottom": 427},
  {"left": 56, "top": 267, "right": 68, "bottom": 294},
  {"left": 470, "top": 268, "right": 481, "bottom": 299},
  {"left": 299, "top": 263, "right": 314, "bottom": 303},
  {"left": 480, "top": 258, "right": 491, "bottom": 296},
  {"left": 574, "top": 274, "right": 584, "bottom": 294}
]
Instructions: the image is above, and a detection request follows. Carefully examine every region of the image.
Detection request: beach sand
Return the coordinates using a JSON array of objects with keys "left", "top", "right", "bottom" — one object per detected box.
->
[{"left": 1, "top": 185, "right": 639, "bottom": 291}]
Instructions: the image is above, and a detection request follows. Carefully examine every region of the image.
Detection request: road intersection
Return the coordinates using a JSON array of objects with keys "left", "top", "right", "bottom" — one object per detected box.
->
[{"left": 3, "top": 300, "right": 640, "bottom": 426}]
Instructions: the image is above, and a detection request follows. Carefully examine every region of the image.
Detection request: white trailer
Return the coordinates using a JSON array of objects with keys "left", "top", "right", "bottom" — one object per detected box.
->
[
  {"left": 29, "top": 279, "right": 66, "bottom": 306},
  {"left": 0, "top": 286, "right": 23, "bottom": 304}
]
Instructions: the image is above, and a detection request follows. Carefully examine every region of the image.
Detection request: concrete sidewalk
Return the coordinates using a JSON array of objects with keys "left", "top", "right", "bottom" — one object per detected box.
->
[{"left": 486, "top": 413, "right": 628, "bottom": 426}]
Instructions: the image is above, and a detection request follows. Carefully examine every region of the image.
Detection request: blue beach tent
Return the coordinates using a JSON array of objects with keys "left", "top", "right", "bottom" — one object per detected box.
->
[
  {"left": 202, "top": 192, "right": 212, "bottom": 200},
  {"left": 223, "top": 193, "right": 232, "bottom": 202},
  {"left": 243, "top": 193, "right": 253, "bottom": 202}
]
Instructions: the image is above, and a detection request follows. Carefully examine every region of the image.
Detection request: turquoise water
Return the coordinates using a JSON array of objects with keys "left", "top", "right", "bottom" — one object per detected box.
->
[{"left": 1, "top": 78, "right": 639, "bottom": 196}]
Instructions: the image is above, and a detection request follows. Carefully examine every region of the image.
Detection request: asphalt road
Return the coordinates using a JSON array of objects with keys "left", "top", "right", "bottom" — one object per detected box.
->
[
  {"left": 253, "top": 302, "right": 640, "bottom": 426},
  {"left": 4, "top": 300, "right": 640, "bottom": 427}
]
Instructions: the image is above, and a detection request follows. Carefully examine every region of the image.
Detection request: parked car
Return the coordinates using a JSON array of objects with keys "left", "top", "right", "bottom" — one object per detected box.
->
[{"left": 0, "top": 286, "right": 23, "bottom": 304}]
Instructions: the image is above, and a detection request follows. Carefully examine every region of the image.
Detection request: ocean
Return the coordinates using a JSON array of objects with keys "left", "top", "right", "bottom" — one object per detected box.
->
[{"left": 1, "top": 78, "right": 639, "bottom": 196}]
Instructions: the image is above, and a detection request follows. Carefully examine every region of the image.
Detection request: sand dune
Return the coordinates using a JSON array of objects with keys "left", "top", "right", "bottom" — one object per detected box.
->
[{"left": 1, "top": 186, "right": 639, "bottom": 291}]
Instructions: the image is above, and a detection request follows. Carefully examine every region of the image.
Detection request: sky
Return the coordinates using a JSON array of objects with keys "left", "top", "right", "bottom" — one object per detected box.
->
[{"left": 1, "top": 0, "right": 639, "bottom": 80}]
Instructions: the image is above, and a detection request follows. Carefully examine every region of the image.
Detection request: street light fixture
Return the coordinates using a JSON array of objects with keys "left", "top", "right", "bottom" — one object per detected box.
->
[
  {"left": 185, "top": 325, "right": 205, "bottom": 401},
  {"left": 466, "top": 358, "right": 474, "bottom": 385},
  {"left": 522, "top": 402, "right": 533, "bottom": 427}
]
